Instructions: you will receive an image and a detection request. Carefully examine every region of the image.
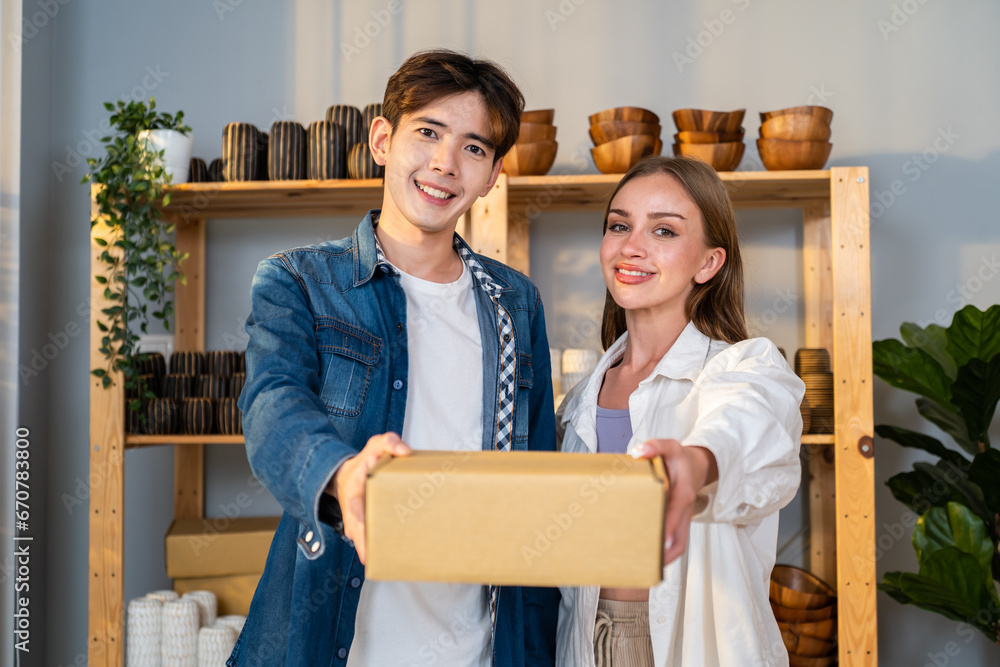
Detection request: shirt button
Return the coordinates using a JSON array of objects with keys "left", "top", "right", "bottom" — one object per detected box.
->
[
  {"left": 304, "top": 530, "right": 314, "bottom": 542},
  {"left": 635, "top": 395, "right": 645, "bottom": 403},
  {"left": 337, "top": 648, "right": 347, "bottom": 659},
  {"left": 503, "top": 333, "right": 510, "bottom": 342},
  {"left": 397, "top": 322, "right": 403, "bottom": 331},
  {"left": 351, "top": 577, "right": 361, "bottom": 588},
  {"left": 657, "top": 615, "right": 666, "bottom": 624},
  {"left": 310, "top": 541, "right": 320, "bottom": 553},
  {"left": 392, "top": 379, "right": 403, "bottom": 390}
]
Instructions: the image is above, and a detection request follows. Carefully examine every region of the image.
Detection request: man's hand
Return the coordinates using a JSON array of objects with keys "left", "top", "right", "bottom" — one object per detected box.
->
[
  {"left": 325, "top": 432, "right": 411, "bottom": 564},
  {"left": 631, "top": 439, "right": 718, "bottom": 565}
]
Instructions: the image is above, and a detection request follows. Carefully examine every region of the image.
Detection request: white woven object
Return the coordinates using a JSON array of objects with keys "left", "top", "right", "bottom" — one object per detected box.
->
[
  {"left": 182, "top": 590, "right": 218, "bottom": 627},
  {"left": 197, "top": 626, "right": 237, "bottom": 667},
  {"left": 214, "top": 615, "right": 246, "bottom": 636},
  {"left": 161, "top": 599, "right": 200, "bottom": 667},
  {"left": 562, "top": 348, "right": 598, "bottom": 374},
  {"left": 146, "top": 590, "right": 179, "bottom": 604},
  {"left": 126, "top": 597, "right": 162, "bottom": 667}
]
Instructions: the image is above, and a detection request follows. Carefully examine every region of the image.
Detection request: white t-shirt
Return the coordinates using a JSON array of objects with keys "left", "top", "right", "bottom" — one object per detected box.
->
[{"left": 348, "top": 259, "right": 491, "bottom": 667}]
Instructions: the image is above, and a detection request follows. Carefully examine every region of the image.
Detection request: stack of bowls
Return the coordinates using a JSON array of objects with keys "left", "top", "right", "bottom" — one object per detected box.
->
[
  {"left": 757, "top": 106, "right": 833, "bottom": 170},
  {"left": 795, "top": 348, "right": 833, "bottom": 433},
  {"left": 503, "top": 109, "right": 558, "bottom": 177},
  {"left": 588, "top": 107, "right": 661, "bottom": 174},
  {"left": 769, "top": 565, "right": 837, "bottom": 666},
  {"left": 671, "top": 108, "right": 745, "bottom": 171}
]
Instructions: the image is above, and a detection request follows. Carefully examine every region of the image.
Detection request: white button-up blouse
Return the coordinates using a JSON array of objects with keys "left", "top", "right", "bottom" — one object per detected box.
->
[{"left": 555, "top": 321, "right": 806, "bottom": 667}]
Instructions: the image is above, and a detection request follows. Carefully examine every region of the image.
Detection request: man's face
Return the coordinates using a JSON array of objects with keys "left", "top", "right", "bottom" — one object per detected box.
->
[{"left": 371, "top": 91, "right": 503, "bottom": 239}]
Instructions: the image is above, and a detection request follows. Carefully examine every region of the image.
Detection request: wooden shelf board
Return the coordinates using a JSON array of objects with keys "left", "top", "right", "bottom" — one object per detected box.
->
[
  {"left": 159, "top": 170, "right": 832, "bottom": 219},
  {"left": 125, "top": 434, "right": 244, "bottom": 448},
  {"left": 801, "top": 434, "right": 835, "bottom": 445}
]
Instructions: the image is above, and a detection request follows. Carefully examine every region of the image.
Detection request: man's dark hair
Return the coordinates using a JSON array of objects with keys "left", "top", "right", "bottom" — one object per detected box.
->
[{"left": 382, "top": 49, "right": 524, "bottom": 163}]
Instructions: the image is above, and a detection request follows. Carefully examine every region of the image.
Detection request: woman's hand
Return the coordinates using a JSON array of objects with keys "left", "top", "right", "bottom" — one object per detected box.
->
[{"left": 631, "top": 439, "right": 718, "bottom": 565}]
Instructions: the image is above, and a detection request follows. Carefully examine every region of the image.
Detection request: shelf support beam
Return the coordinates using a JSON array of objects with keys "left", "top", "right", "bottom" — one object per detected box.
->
[
  {"left": 173, "top": 218, "right": 206, "bottom": 520},
  {"left": 830, "top": 167, "right": 876, "bottom": 666}
]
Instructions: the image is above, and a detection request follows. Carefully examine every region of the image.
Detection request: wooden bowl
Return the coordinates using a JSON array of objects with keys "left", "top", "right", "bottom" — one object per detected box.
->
[
  {"left": 770, "top": 565, "right": 836, "bottom": 609},
  {"left": 779, "top": 622, "right": 836, "bottom": 657},
  {"left": 673, "top": 141, "right": 744, "bottom": 172},
  {"left": 672, "top": 108, "right": 745, "bottom": 132},
  {"left": 760, "top": 115, "right": 831, "bottom": 142},
  {"left": 588, "top": 106, "right": 660, "bottom": 125},
  {"left": 788, "top": 653, "right": 837, "bottom": 667},
  {"left": 591, "top": 134, "right": 662, "bottom": 174},
  {"left": 502, "top": 140, "right": 557, "bottom": 176},
  {"left": 521, "top": 108, "right": 555, "bottom": 124},
  {"left": 759, "top": 105, "right": 834, "bottom": 125},
  {"left": 779, "top": 618, "right": 837, "bottom": 642},
  {"left": 518, "top": 122, "right": 557, "bottom": 143},
  {"left": 770, "top": 600, "right": 836, "bottom": 623},
  {"left": 757, "top": 138, "right": 832, "bottom": 171},
  {"left": 589, "top": 120, "right": 661, "bottom": 145},
  {"left": 675, "top": 129, "right": 745, "bottom": 144}
]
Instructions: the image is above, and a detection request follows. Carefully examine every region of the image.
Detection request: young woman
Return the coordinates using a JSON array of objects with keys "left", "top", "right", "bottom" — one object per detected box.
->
[{"left": 556, "top": 156, "right": 805, "bottom": 667}]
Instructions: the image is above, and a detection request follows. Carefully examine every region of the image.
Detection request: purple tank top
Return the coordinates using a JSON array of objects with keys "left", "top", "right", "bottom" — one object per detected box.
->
[{"left": 596, "top": 406, "right": 632, "bottom": 454}]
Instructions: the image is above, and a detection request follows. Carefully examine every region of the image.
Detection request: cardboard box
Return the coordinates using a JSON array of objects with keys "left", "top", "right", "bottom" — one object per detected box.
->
[
  {"left": 365, "top": 451, "right": 667, "bottom": 587},
  {"left": 165, "top": 516, "right": 279, "bottom": 578},
  {"left": 174, "top": 573, "right": 260, "bottom": 615}
]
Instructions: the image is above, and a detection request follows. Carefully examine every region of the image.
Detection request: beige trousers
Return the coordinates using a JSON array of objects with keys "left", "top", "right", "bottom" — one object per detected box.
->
[{"left": 593, "top": 599, "right": 655, "bottom": 667}]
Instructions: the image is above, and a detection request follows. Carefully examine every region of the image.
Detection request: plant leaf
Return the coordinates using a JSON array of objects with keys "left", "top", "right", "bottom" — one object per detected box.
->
[
  {"left": 912, "top": 503, "right": 993, "bottom": 585},
  {"left": 916, "top": 397, "right": 978, "bottom": 456},
  {"left": 968, "top": 449, "right": 1000, "bottom": 517},
  {"left": 874, "top": 424, "right": 969, "bottom": 467},
  {"left": 950, "top": 355, "right": 1000, "bottom": 450},
  {"left": 873, "top": 338, "right": 952, "bottom": 406},
  {"left": 901, "top": 322, "right": 957, "bottom": 379},
  {"left": 945, "top": 304, "right": 1000, "bottom": 369}
]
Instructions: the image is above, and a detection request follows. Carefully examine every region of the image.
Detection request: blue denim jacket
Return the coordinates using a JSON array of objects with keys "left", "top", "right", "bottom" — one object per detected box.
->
[{"left": 229, "top": 212, "right": 560, "bottom": 666}]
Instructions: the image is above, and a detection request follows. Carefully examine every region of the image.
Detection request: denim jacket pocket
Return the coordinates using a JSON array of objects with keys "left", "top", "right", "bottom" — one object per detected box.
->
[
  {"left": 517, "top": 352, "right": 533, "bottom": 388},
  {"left": 315, "top": 316, "right": 382, "bottom": 417}
]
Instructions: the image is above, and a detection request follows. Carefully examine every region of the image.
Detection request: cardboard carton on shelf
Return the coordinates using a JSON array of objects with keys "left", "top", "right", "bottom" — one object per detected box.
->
[
  {"left": 365, "top": 450, "right": 667, "bottom": 588},
  {"left": 165, "top": 516, "right": 279, "bottom": 579}
]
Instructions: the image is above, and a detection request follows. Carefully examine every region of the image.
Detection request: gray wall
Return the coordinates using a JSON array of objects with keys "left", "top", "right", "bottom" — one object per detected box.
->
[{"left": 11, "top": 0, "right": 1000, "bottom": 665}]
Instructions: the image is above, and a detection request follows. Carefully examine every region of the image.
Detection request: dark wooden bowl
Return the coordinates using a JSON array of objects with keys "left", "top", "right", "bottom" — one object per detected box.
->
[
  {"left": 757, "top": 139, "right": 832, "bottom": 171},
  {"left": 502, "top": 141, "right": 558, "bottom": 176},
  {"left": 759, "top": 105, "right": 834, "bottom": 125},
  {"left": 674, "top": 128, "right": 744, "bottom": 144},
  {"left": 771, "top": 600, "right": 836, "bottom": 623},
  {"left": 672, "top": 108, "right": 744, "bottom": 132},
  {"left": 589, "top": 120, "right": 661, "bottom": 145},
  {"left": 588, "top": 106, "right": 659, "bottom": 126},
  {"left": 591, "top": 135, "right": 661, "bottom": 174},
  {"left": 518, "top": 122, "right": 557, "bottom": 143},
  {"left": 673, "top": 141, "right": 744, "bottom": 172},
  {"left": 770, "top": 564, "right": 836, "bottom": 609},
  {"left": 521, "top": 109, "right": 555, "bottom": 124},
  {"left": 760, "top": 115, "right": 832, "bottom": 142}
]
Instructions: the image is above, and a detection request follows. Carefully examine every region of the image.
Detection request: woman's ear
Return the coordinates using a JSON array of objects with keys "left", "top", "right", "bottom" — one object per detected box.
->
[
  {"left": 370, "top": 116, "right": 391, "bottom": 166},
  {"left": 694, "top": 247, "right": 726, "bottom": 284}
]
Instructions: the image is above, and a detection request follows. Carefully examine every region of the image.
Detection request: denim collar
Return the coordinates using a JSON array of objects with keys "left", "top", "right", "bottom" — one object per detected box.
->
[{"left": 352, "top": 209, "right": 512, "bottom": 295}]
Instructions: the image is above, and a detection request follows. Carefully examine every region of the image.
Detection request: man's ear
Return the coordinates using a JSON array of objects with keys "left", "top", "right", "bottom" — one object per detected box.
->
[
  {"left": 694, "top": 247, "right": 726, "bottom": 284},
  {"left": 370, "top": 116, "right": 391, "bottom": 166},
  {"left": 479, "top": 156, "right": 504, "bottom": 198}
]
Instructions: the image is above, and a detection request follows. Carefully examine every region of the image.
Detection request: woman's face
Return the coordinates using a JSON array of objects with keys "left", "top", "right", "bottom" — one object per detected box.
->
[{"left": 599, "top": 172, "right": 725, "bottom": 319}]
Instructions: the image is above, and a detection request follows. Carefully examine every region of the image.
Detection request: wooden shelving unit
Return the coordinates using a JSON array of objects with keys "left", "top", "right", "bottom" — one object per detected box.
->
[{"left": 89, "top": 168, "right": 875, "bottom": 665}]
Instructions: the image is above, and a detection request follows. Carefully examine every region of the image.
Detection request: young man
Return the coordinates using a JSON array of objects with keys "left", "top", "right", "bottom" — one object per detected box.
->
[{"left": 229, "top": 50, "right": 559, "bottom": 666}]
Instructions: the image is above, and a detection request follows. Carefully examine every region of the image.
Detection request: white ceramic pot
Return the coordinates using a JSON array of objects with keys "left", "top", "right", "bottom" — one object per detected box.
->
[{"left": 139, "top": 128, "right": 194, "bottom": 184}]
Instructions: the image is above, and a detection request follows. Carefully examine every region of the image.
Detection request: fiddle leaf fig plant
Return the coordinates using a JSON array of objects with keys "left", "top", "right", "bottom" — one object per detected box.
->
[
  {"left": 873, "top": 304, "right": 1000, "bottom": 643},
  {"left": 83, "top": 98, "right": 190, "bottom": 412}
]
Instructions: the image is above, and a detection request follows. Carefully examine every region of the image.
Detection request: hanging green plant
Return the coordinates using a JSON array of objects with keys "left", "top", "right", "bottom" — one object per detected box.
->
[
  {"left": 873, "top": 304, "right": 1000, "bottom": 643},
  {"left": 83, "top": 98, "right": 191, "bottom": 413}
]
